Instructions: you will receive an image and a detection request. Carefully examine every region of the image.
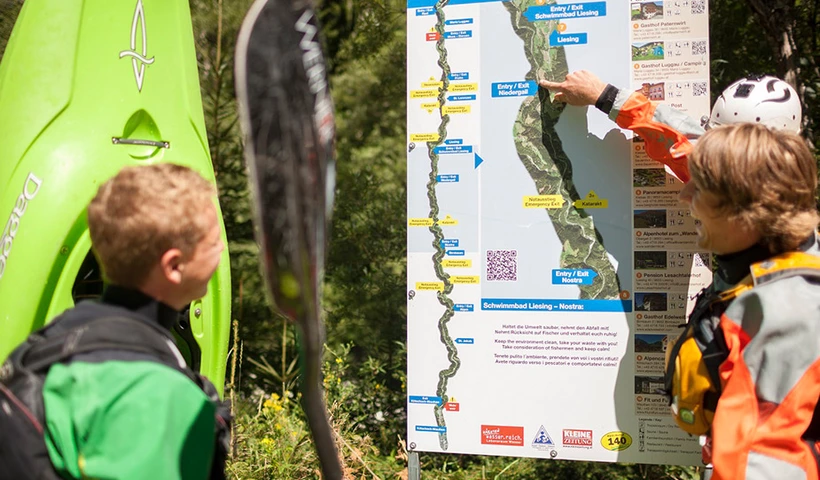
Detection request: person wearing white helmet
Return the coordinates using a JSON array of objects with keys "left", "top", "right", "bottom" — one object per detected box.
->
[
  {"left": 542, "top": 73, "right": 811, "bottom": 480},
  {"left": 539, "top": 71, "right": 803, "bottom": 183}
]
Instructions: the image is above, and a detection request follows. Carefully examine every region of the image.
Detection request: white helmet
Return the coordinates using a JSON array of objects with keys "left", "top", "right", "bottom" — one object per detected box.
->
[{"left": 707, "top": 75, "right": 802, "bottom": 133}]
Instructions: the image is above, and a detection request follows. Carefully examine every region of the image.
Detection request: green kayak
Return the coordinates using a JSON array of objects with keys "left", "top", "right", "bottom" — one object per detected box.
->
[{"left": 0, "top": 0, "right": 231, "bottom": 391}]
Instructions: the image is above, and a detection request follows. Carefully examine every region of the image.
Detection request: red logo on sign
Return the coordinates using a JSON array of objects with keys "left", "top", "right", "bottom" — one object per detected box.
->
[
  {"left": 444, "top": 402, "right": 460, "bottom": 412},
  {"left": 426, "top": 32, "right": 441, "bottom": 41},
  {"left": 563, "top": 429, "right": 593, "bottom": 447},
  {"left": 481, "top": 425, "right": 524, "bottom": 446}
]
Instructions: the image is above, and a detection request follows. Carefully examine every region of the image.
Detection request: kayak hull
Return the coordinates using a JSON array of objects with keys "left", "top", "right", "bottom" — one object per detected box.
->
[{"left": 0, "top": 0, "right": 231, "bottom": 391}]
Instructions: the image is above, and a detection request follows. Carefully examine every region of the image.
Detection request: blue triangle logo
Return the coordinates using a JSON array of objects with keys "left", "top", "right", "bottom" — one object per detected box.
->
[{"left": 532, "top": 425, "right": 554, "bottom": 446}]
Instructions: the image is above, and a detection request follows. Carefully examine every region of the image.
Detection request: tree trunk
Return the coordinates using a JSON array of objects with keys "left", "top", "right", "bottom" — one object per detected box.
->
[
  {"left": 745, "top": 0, "right": 817, "bottom": 135},
  {"left": 745, "top": 0, "right": 797, "bottom": 83}
]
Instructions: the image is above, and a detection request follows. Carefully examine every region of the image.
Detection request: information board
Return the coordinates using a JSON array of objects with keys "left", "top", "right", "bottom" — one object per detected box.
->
[{"left": 406, "top": 0, "right": 711, "bottom": 465}]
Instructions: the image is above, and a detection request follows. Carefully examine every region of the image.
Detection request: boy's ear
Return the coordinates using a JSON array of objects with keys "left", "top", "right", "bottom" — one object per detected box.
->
[{"left": 159, "top": 248, "right": 185, "bottom": 285}]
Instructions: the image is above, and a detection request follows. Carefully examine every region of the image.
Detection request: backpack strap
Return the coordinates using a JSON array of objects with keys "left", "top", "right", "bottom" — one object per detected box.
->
[
  {"left": 663, "top": 286, "right": 729, "bottom": 390},
  {"left": 20, "top": 316, "right": 194, "bottom": 381},
  {"left": 709, "top": 252, "right": 820, "bottom": 302},
  {"left": 717, "top": 276, "right": 754, "bottom": 302},
  {"left": 697, "top": 252, "right": 820, "bottom": 396},
  {"left": 751, "top": 251, "right": 820, "bottom": 286},
  {"left": 662, "top": 251, "right": 820, "bottom": 434}
]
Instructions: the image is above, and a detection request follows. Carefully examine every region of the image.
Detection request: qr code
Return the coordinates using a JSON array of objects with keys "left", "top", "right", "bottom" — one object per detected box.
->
[
  {"left": 486, "top": 250, "right": 517, "bottom": 281},
  {"left": 693, "top": 252, "right": 710, "bottom": 268},
  {"left": 691, "top": 0, "right": 706, "bottom": 14},
  {"left": 692, "top": 81, "right": 707, "bottom": 97},
  {"left": 692, "top": 41, "right": 707, "bottom": 56}
]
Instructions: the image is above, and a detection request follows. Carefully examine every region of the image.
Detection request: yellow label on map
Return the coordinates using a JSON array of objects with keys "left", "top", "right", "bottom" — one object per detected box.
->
[
  {"left": 421, "top": 81, "right": 444, "bottom": 88},
  {"left": 442, "top": 259, "right": 472, "bottom": 268},
  {"left": 416, "top": 282, "right": 444, "bottom": 291},
  {"left": 421, "top": 101, "right": 440, "bottom": 111},
  {"left": 443, "top": 105, "right": 471, "bottom": 115},
  {"left": 410, "top": 133, "right": 440, "bottom": 142},
  {"left": 450, "top": 83, "right": 478, "bottom": 92},
  {"left": 408, "top": 218, "right": 434, "bottom": 227},
  {"left": 437, "top": 215, "right": 458, "bottom": 226},
  {"left": 411, "top": 89, "right": 439, "bottom": 99},
  {"left": 523, "top": 195, "right": 565, "bottom": 208},
  {"left": 601, "top": 431, "right": 632, "bottom": 451},
  {"left": 451, "top": 276, "right": 480, "bottom": 284},
  {"left": 573, "top": 190, "right": 609, "bottom": 209}
]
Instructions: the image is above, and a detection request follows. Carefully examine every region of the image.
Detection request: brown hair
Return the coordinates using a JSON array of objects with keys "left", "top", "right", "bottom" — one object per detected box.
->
[
  {"left": 689, "top": 123, "right": 818, "bottom": 253},
  {"left": 87, "top": 163, "right": 217, "bottom": 287}
]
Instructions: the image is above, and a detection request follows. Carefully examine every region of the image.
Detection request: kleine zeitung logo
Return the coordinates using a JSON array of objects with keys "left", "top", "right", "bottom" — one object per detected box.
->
[{"left": 562, "top": 429, "right": 593, "bottom": 448}]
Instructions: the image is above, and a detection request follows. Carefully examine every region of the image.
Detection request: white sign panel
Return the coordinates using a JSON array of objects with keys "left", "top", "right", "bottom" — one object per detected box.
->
[{"left": 406, "top": 0, "right": 710, "bottom": 465}]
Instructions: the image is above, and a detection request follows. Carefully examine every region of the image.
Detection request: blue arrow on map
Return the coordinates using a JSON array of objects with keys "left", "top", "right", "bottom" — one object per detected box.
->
[{"left": 475, "top": 153, "right": 484, "bottom": 169}]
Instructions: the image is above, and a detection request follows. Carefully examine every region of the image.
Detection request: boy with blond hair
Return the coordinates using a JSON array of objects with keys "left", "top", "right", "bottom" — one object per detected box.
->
[{"left": 1, "top": 163, "right": 227, "bottom": 479}]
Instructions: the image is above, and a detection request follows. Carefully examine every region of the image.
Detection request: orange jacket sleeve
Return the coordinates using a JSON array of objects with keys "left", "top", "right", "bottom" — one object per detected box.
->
[{"left": 610, "top": 91, "right": 703, "bottom": 183}]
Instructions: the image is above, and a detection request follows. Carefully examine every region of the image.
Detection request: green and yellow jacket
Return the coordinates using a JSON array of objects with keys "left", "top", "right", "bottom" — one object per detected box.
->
[{"left": 42, "top": 286, "right": 217, "bottom": 479}]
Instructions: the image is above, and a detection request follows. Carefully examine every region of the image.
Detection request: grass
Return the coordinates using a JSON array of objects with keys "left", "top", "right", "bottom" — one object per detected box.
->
[{"left": 225, "top": 351, "right": 701, "bottom": 479}]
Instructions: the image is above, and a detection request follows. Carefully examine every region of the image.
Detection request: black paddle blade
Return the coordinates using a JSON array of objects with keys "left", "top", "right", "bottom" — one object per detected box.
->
[
  {"left": 235, "top": 0, "right": 341, "bottom": 478},
  {"left": 235, "top": 0, "right": 336, "bottom": 322}
]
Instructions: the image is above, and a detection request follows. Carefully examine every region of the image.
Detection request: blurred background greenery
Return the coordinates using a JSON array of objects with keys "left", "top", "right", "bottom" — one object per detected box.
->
[{"left": 2, "top": 0, "right": 818, "bottom": 477}]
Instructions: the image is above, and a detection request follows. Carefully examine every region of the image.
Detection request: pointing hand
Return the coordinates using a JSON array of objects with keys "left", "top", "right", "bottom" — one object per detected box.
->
[{"left": 539, "top": 70, "right": 607, "bottom": 106}]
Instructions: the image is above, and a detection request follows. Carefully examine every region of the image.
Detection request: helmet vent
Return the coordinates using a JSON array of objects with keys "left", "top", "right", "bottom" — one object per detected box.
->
[{"left": 735, "top": 84, "right": 754, "bottom": 98}]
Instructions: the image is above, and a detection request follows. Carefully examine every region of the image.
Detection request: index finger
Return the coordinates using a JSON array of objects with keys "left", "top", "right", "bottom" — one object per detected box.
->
[{"left": 538, "top": 79, "right": 563, "bottom": 90}]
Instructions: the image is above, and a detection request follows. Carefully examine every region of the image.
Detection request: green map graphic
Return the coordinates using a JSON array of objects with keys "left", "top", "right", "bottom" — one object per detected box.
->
[
  {"left": 505, "top": 0, "right": 621, "bottom": 300},
  {"left": 425, "top": 0, "right": 458, "bottom": 451}
]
